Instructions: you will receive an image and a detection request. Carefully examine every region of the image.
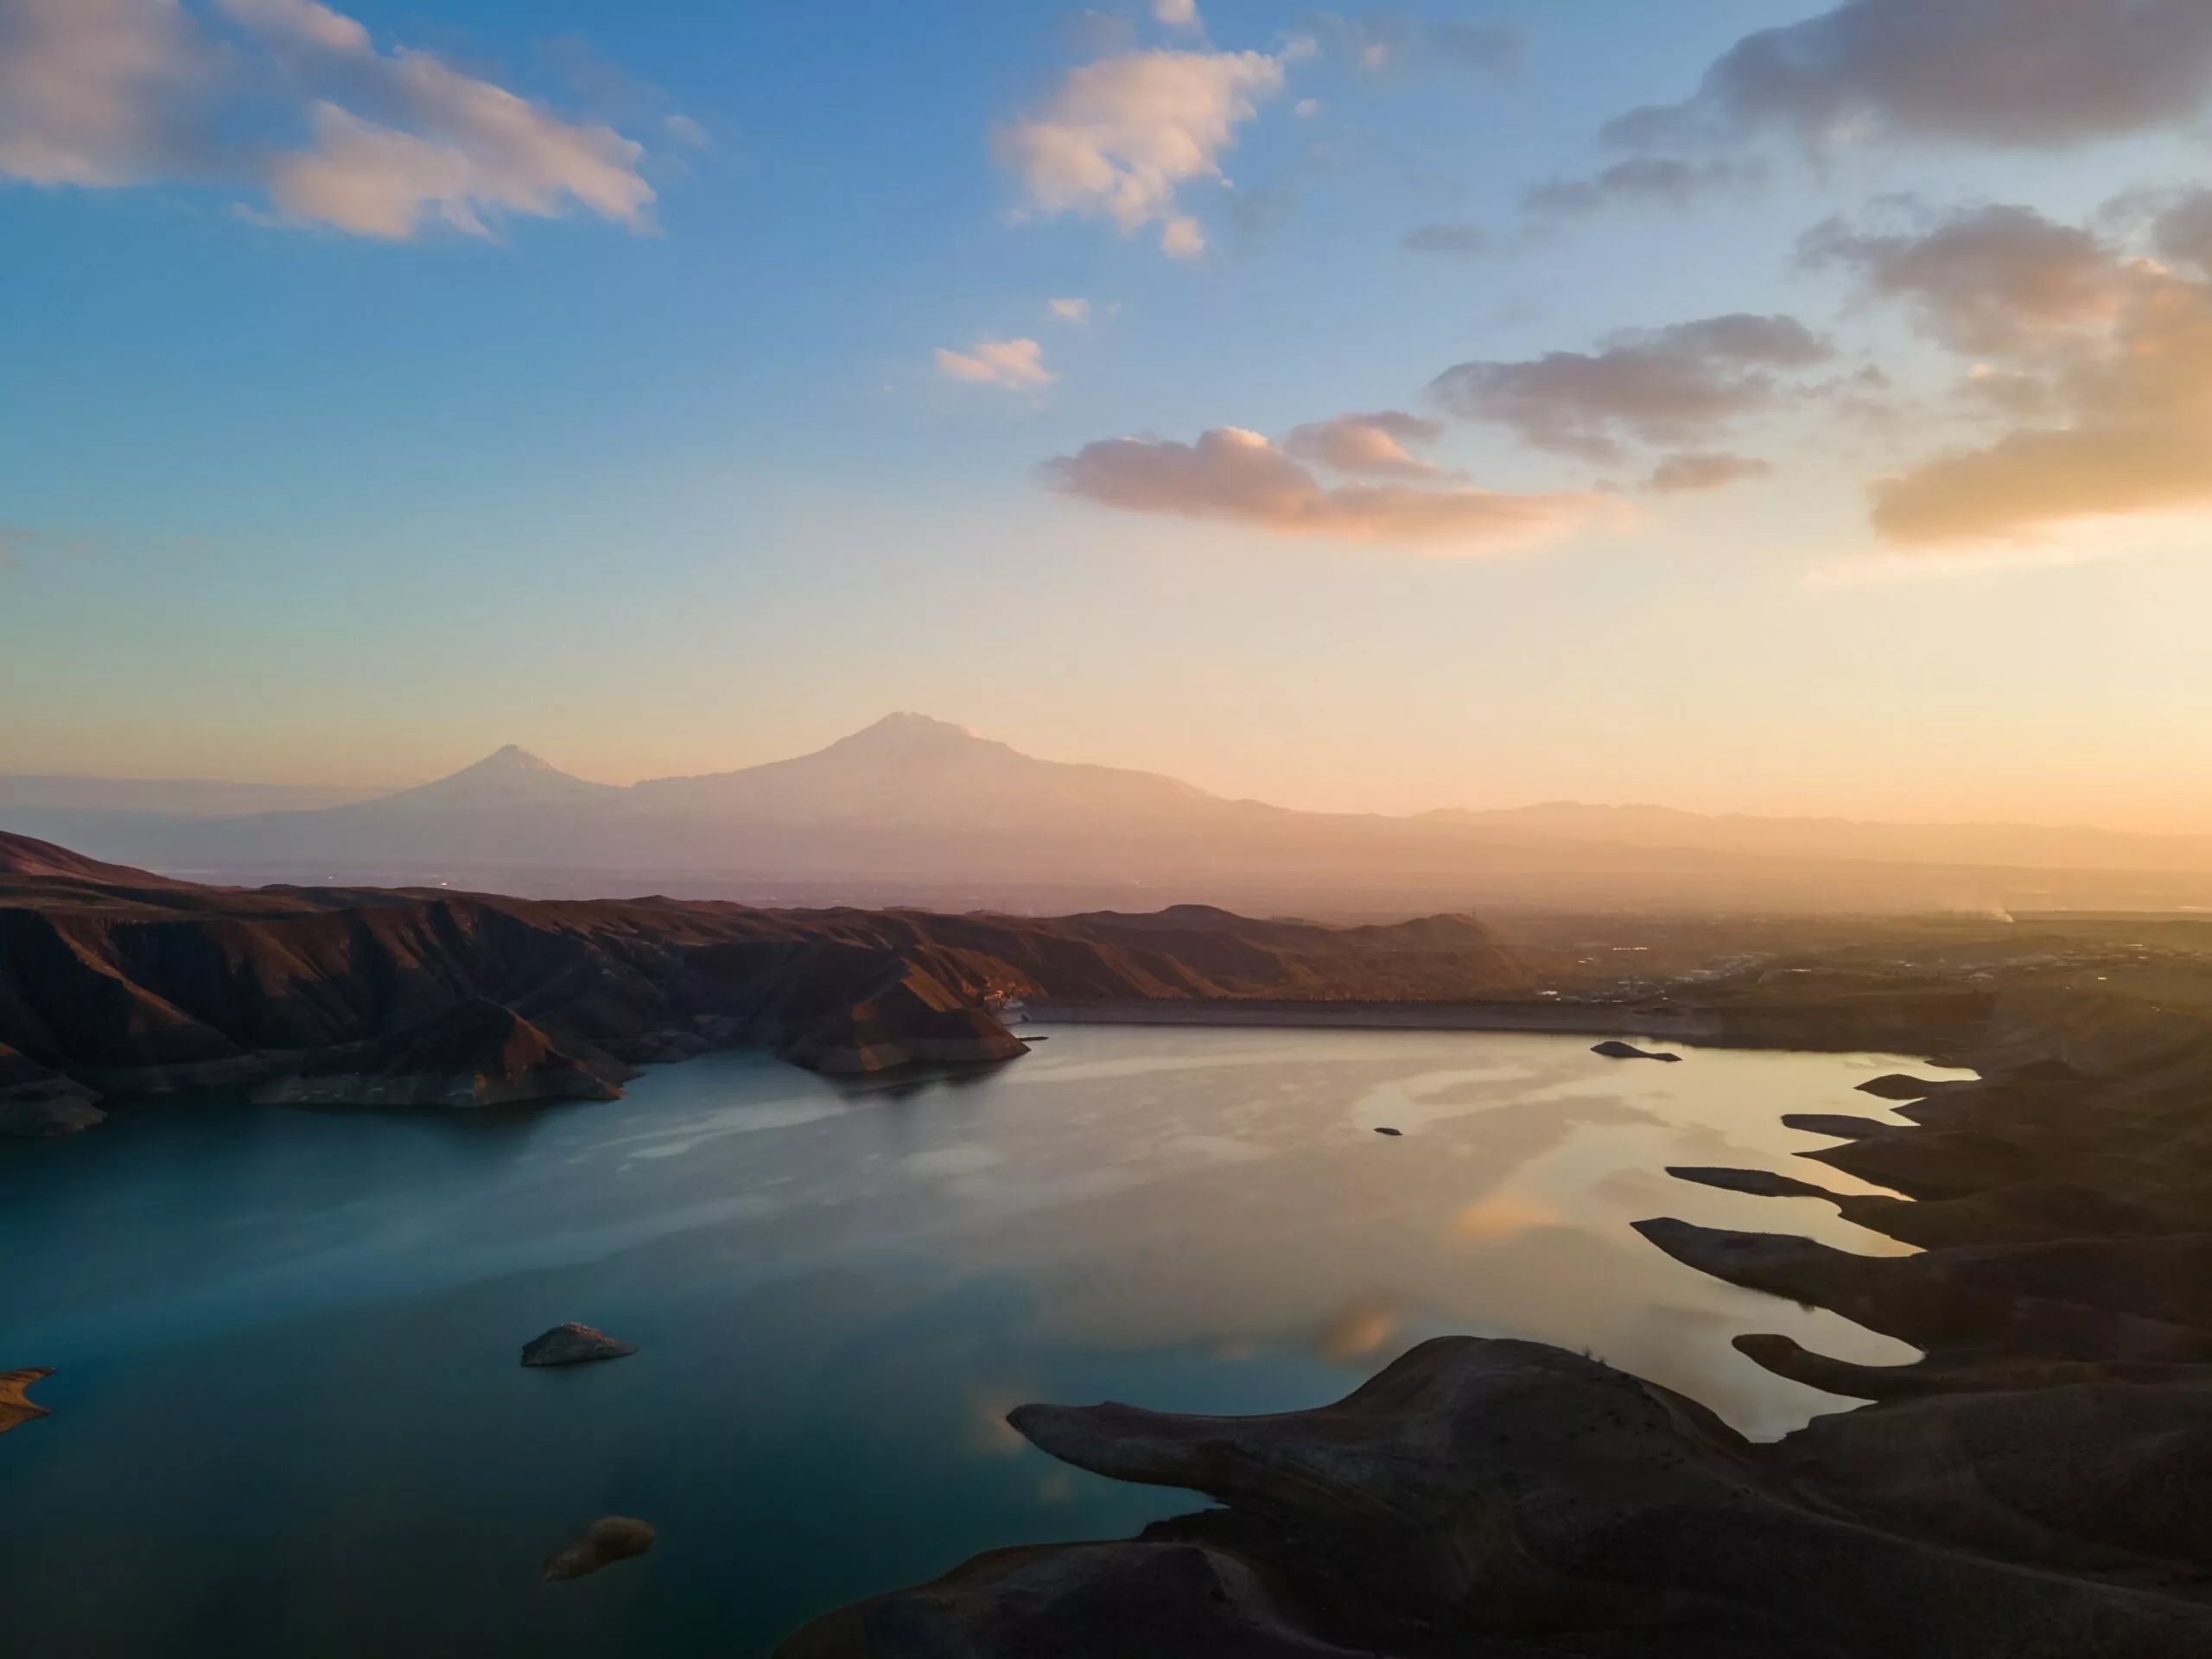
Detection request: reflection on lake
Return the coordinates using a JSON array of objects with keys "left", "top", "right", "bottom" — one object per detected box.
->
[{"left": 0, "top": 1026, "right": 1967, "bottom": 1656}]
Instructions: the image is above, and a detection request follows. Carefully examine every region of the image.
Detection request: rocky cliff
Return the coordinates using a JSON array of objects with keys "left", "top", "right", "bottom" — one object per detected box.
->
[{"left": 0, "top": 834, "right": 1524, "bottom": 1128}]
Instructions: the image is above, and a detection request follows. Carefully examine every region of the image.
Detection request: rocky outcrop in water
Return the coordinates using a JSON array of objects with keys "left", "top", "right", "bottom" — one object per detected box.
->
[
  {"left": 1592, "top": 1039, "right": 1681, "bottom": 1061},
  {"left": 520, "top": 1324, "right": 638, "bottom": 1368},
  {"left": 541, "top": 1516, "right": 655, "bottom": 1581},
  {"left": 779, "top": 995, "right": 2212, "bottom": 1656}
]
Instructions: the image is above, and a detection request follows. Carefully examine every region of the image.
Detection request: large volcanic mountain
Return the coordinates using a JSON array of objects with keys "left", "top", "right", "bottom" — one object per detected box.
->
[
  {"left": 14, "top": 715, "right": 2212, "bottom": 911},
  {"left": 0, "top": 715, "right": 1263, "bottom": 879}
]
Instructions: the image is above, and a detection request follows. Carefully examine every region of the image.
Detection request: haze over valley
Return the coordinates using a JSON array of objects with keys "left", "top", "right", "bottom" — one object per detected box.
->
[{"left": 15, "top": 712, "right": 2212, "bottom": 915}]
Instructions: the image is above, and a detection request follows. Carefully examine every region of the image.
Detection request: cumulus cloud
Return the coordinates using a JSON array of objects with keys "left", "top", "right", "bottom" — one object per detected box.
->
[
  {"left": 937, "top": 337, "right": 1057, "bottom": 391},
  {"left": 1154, "top": 0, "right": 1202, "bottom": 31},
  {"left": 0, "top": 0, "right": 658, "bottom": 238},
  {"left": 0, "top": 0, "right": 218, "bottom": 186},
  {"left": 1282, "top": 411, "right": 1445, "bottom": 478},
  {"left": 1607, "top": 0, "right": 2212, "bottom": 151},
  {"left": 1523, "top": 156, "right": 1759, "bottom": 218},
  {"left": 1431, "top": 314, "right": 1834, "bottom": 463},
  {"left": 1818, "top": 200, "right": 2212, "bottom": 544},
  {"left": 1802, "top": 203, "right": 2133, "bottom": 354},
  {"left": 1048, "top": 297, "right": 1093, "bottom": 323},
  {"left": 2155, "top": 189, "right": 2212, "bottom": 272},
  {"left": 995, "top": 48, "right": 1285, "bottom": 257},
  {"left": 1643, "top": 453, "right": 1773, "bottom": 493},
  {"left": 1042, "top": 426, "right": 1597, "bottom": 550},
  {"left": 1402, "top": 220, "right": 1488, "bottom": 256},
  {"left": 270, "top": 54, "right": 652, "bottom": 238},
  {"left": 1160, "top": 213, "right": 1207, "bottom": 257},
  {"left": 216, "top": 0, "right": 366, "bottom": 51}
]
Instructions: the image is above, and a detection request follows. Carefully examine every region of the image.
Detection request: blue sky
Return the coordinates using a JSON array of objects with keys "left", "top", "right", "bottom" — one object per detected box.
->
[{"left": 6, "top": 0, "right": 2212, "bottom": 828}]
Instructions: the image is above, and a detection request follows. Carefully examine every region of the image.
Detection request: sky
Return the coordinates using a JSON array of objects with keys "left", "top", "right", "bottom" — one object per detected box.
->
[{"left": 6, "top": 0, "right": 2212, "bottom": 829}]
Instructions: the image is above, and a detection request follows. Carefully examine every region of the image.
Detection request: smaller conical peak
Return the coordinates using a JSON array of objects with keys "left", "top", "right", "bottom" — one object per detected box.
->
[{"left": 385, "top": 743, "right": 613, "bottom": 804}]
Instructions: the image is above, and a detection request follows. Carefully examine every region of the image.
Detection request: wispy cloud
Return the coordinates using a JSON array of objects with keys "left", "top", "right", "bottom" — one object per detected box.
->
[
  {"left": 995, "top": 46, "right": 1287, "bottom": 257},
  {"left": 937, "top": 337, "right": 1058, "bottom": 391},
  {"left": 1811, "top": 197, "right": 2212, "bottom": 545},
  {"left": 1431, "top": 315, "right": 1834, "bottom": 464},
  {"left": 1523, "top": 157, "right": 1762, "bottom": 219},
  {"left": 1643, "top": 452, "right": 1772, "bottom": 494},
  {"left": 0, "top": 0, "right": 659, "bottom": 239},
  {"left": 1606, "top": 0, "right": 2212, "bottom": 150},
  {"left": 1302, "top": 15, "right": 1522, "bottom": 81},
  {"left": 1402, "top": 220, "right": 1488, "bottom": 257},
  {"left": 0, "top": 0, "right": 218, "bottom": 188},
  {"left": 1282, "top": 411, "right": 1446, "bottom": 480},
  {"left": 1043, "top": 425, "right": 1600, "bottom": 550}
]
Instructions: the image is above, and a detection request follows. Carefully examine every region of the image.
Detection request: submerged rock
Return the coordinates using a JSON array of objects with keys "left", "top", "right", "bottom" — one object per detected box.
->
[
  {"left": 541, "top": 1516, "right": 655, "bottom": 1581},
  {"left": 1591, "top": 1039, "right": 1681, "bottom": 1062},
  {"left": 0, "top": 1368, "right": 54, "bottom": 1435},
  {"left": 0, "top": 1094, "right": 107, "bottom": 1139},
  {"left": 520, "top": 1324, "right": 638, "bottom": 1368}
]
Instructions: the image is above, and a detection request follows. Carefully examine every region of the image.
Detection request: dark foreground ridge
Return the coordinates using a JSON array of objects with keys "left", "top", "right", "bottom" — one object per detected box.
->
[
  {"left": 779, "top": 997, "right": 2212, "bottom": 1656},
  {"left": 0, "top": 832, "right": 1524, "bottom": 1127}
]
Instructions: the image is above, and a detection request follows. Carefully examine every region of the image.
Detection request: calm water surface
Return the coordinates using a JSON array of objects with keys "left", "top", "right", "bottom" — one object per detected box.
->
[{"left": 0, "top": 1026, "right": 1967, "bottom": 1657}]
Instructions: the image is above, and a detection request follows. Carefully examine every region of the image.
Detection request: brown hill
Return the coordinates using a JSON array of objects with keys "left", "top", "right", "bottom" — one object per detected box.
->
[
  {"left": 0, "top": 834, "right": 1525, "bottom": 1131},
  {"left": 0, "top": 832, "right": 189, "bottom": 892}
]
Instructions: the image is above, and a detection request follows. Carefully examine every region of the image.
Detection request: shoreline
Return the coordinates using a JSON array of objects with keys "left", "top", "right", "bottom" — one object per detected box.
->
[
  {"left": 1021, "top": 992, "right": 1995, "bottom": 1064},
  {"left": 784, "top": 1001, "right": 2212, "bottom": 1656},
  {"left": 1025, "top": 998, "right": 1717, "bottom": 1038}
]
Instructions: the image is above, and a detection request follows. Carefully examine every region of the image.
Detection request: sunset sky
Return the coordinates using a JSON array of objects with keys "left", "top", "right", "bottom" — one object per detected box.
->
[{"left": 6, "top": 0, "right": 2212, "bottom": 828}]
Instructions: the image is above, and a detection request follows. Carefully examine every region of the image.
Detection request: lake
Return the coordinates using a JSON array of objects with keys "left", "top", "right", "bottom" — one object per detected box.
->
[{"left": 0, "top": 1025, "right": 1963, "bottom": 1656}]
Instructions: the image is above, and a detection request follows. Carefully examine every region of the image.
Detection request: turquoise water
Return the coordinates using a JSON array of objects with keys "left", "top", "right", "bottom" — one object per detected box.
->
[{"left": 0, "top": 1026, "right": 1961, "bottom": 1656}]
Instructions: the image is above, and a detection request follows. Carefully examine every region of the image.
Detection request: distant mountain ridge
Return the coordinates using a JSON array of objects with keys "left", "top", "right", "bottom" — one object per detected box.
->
[
  {"left": 0, "top": 775, "right": 386, "bottom": 817},
  {"left": 10, "top": 714, "right": 2212, "bottom": 910},
  {"left": 1426, "top": 802, "right": 2212, "bottom": 875},
  {"left": 359, "top": 744, "right": 622, "bottom": 812}
]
